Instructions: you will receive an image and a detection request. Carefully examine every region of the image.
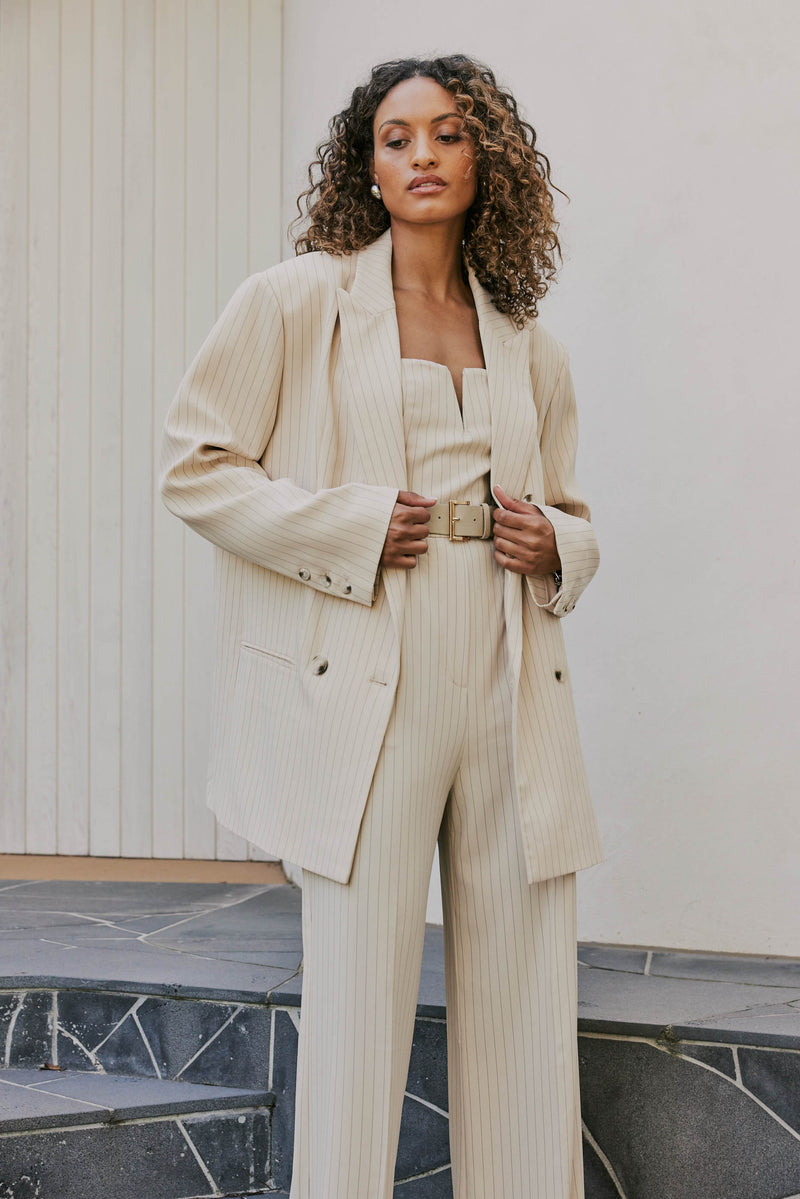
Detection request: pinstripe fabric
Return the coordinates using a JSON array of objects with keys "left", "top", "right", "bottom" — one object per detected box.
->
[
  {"left": 290, "top": 362, "right": 584, "bottom": 1198},
  {"left": 158, "top": 225, "right": 604, "bottom": 884}
]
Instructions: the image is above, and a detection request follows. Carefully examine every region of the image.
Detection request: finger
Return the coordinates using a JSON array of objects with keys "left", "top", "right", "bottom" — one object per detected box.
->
[
  {"left": 391, "top": 519, "right": 420, "bottom": 538},
  {"left": 406, "top": 508, "right": 435, "bottom": 524},
  {"left": 385, "top": 550, "right": 419, "bottom": 568},
  {"left": 493, "top": 547, "right": 525, "bottom": 574},
  {"left": 493, "top": 533, "right": 526, "bottom": 556},
  {"left": 388, "top": 527, "right": 429, "bottom": 549},
  {"left": 492, "top": 508, "right": 533, "bottom": 529},
  {"left": 493, "top": 521, "right": 528, "bottom": 543},
  {"left": 400, "top": 539, "right": 428, "bottom": 555},
  {"left": 399, "top": 491, "right": 438, "bottom": 506},
  {"left": 495, "top": 523, "right": 546, "bottom": 549},
  {"left": 398, "top": 502, "right": 435, "bottom": 519},
  {"left": 492, "top": 484, "right": 531, "bottom": 512}
]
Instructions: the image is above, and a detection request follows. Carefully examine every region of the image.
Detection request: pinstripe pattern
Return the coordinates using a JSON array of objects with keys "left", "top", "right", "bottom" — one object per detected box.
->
[
  {"left": 158, "top": 225, "right": 604, "bottom": 885},
  {"left": 290, "top": 362, "right": 584, "bottom": 1197}
]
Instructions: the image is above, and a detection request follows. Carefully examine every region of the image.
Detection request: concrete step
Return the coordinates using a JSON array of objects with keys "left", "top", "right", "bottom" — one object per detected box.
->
[
  {"left": 0, "top": 1067, "right": 274, "bottom": 1198},
  {"left": 4, "top": 881, "right": 800, "bottom": 1198}
]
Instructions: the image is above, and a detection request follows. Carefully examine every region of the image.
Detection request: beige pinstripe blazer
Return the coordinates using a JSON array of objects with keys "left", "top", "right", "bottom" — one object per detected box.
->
[{"left": 160, "top": 227, "right": 604, "bottom": 884}]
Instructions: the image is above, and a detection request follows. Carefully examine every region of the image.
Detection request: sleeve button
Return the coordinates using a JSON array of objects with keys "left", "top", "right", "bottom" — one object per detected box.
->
[
  {"left": 298, "top": 568, "right": 311, "bottom": 581},
  {"left": 343, "top": 584, "right": 352, "bottom": 594},
  {"left": 311, "top": 656, "right": 329, "bottom": 675},
  {"left": 321, "top": 575, "right": 332, "bottom": 588}
]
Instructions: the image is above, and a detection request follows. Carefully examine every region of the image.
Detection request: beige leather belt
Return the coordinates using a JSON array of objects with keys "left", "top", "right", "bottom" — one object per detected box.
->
[{"left": 427, "top": 500, "right": 495, "bottom": 541}]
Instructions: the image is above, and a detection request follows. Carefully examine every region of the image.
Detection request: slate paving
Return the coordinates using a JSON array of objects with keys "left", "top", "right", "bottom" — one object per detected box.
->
[
  {"left": 0, "top": 878, "right": 304, "bottom": 1001},
  {"left": 2, "top": 879, "right": 800, "bottom": 1198},
  {"left": 0, "top": 1067, "right": 270, "bottom": 1130},
  {"left": 0, "top": 1111, "right": 272, "bottom": 1199},
  {"left": 576, "top": 950, "right": 800, "bottom": 1046}
]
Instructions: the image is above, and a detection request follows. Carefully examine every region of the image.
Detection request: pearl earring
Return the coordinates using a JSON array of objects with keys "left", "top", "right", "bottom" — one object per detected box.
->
[{"left": 370, "top": 182, "right": 382, "bottom": 201}]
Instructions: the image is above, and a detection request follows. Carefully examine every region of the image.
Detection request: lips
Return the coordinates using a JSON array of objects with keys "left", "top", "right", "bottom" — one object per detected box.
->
[{"left": 409, "top": 175, "right": 446, "bottom": 192}]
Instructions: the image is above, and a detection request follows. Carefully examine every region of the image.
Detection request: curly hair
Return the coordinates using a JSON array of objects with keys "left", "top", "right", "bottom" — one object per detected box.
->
[{"left": 290, "top": 54, "right": 565, "bottom": 326}]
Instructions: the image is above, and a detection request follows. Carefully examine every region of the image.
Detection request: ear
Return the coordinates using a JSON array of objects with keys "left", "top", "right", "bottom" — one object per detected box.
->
[{"left": 367, "top": 152, "right": 375, "bottom": 182}]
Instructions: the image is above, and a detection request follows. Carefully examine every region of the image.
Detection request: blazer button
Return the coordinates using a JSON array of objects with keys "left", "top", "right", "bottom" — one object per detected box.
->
[
  {"left": 343, "top": 584, "right": 352, "bottom": 594},
  {"left": 298, "top": 568, "right": 311, "bottom": 581},
  {"left": 311, "top": 656, "right": 328, "bottom": 675},
  {"left": 321, "top": 574, "right": 332, "bottom": 588}
]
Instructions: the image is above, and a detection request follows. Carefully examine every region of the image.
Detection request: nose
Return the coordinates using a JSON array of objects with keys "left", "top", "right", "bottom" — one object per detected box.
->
[{"left": 411, "top": 137, "right": 438, "bottom": 170}]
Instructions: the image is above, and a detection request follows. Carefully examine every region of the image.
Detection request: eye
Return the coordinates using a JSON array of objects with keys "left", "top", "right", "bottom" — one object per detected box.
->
[{"left": 383, "top": 132, "right": 462, "bottom": 149}]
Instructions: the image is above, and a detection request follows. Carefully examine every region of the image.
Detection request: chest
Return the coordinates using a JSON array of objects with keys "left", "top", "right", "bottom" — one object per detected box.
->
[{"left": 394, "top": 290, "right": 485, "bottom": 407}]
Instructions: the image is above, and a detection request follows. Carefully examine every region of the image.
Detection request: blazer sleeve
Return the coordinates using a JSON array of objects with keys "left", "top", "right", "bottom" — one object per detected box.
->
[
  {"left": 159, "top": 271, "right": 399, "bottom": 606},
  {"left": 523, "top": 347, "right": 600, "bottom": 617}
]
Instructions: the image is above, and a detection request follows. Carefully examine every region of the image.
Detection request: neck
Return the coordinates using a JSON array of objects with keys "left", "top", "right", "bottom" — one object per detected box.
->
[{"left": 388, "top": 219, "right": 470, "bottom": 305}]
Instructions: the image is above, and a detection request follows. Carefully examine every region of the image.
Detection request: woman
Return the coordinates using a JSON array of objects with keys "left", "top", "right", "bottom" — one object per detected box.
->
[{"left": 160, "top": 53, "right": 603, "bottom": 1199}]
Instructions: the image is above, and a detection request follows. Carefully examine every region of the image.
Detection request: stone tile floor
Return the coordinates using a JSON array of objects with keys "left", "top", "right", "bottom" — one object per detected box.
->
[
  {"left": 3, "top": 880, "right": 800, "bottom": 1199},
  {"left": 1, "top": 877, "right": 799, "bottom": 1046},
  {"left": 0, "top": 878, "right": 303, "bottom": 1001}
]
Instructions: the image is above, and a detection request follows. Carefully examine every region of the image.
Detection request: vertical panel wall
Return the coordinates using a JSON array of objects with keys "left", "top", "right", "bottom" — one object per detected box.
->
[{"left": 0, "top": 0, "right": 283, "bottom": 860}]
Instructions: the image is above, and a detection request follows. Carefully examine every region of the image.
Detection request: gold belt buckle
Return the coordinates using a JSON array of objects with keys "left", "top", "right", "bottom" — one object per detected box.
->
[{"left": 448, "top": 499, "right": 470, "bottom": 541}]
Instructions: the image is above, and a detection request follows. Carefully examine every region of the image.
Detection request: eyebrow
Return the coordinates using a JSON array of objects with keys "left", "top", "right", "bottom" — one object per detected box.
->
[{"left": 377, "top": 112, "right": 461, "bottom": 132}]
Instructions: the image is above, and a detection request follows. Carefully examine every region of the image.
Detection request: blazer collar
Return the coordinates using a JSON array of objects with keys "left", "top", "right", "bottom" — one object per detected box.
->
[{"left": 348, "top": 225, "right": 526, "bottom": 350}]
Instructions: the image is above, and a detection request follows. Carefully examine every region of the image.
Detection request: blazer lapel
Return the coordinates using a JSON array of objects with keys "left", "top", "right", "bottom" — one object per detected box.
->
[
  {"left": 466, "top": 267, "right": 538, "bottom": 695},
  {"left": 466, "top": 265, "right": 538, "bottom": 503},
  {"left": 336, "top": 228, "right": 408, "bottom": 642}
]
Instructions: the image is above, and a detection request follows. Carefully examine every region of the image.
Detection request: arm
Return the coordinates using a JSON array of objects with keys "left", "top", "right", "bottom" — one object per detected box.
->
[
  {"left": 523, "top": 349, "right": 599, "bottom": 617},
  {"left": 159, "top": 271, "right": 399, "bottom": 606}
]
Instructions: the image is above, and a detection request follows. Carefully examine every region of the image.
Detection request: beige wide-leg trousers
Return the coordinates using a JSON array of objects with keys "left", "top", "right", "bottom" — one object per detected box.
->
[{"left": 289, "top": 362, "right": 584, "bottom": 1199}]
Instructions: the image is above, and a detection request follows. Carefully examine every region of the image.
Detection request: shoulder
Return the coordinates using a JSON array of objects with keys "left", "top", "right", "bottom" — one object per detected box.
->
[
  {"left": 524, "top": 317, "right": 573, "bottom": 417},
  {"left": 257, "top": 248, "right": 355, "bottom": 309},
  {"left": 528, "top": 317, "right": 569, "bottom": 371},
  {"left": 218, "top": 250, "right": 355, "bottom": 332}
]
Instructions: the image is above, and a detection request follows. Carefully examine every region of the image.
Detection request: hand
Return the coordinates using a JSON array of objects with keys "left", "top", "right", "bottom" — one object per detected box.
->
[
  {"left": 379, "top": 490, "right": 438, "bottom": 569},
  {"left": 492, "top": 485, "right": 561, "bottom": 577}
]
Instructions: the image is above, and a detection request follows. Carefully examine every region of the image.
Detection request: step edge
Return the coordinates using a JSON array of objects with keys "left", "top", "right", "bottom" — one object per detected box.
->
[
  {"left": 0, "top": 1098, "right": 275, "bottom": 1137},
  {"left": 0, "top": 1073, "right": 276, "bottom": 1135},
  {"left": 0, "top": 974, "right": 302, "bottom": 1005}
]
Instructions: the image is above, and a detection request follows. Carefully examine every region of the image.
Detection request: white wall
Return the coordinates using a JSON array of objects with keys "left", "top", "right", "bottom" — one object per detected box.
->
[
  {"left": 1, "top": 0, "right": 282, "bottom": 861},
  {"left": 281, "top": 1, "right": 800, "bottom": 954}
]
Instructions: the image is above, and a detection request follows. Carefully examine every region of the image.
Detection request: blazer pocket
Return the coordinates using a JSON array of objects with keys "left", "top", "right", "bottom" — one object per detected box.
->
[
  {"left": 238, "top": 641, "right": 297, "bottom": 670},
  {"left": 215, "top": 637, "right": 305, "bottom": 804}
]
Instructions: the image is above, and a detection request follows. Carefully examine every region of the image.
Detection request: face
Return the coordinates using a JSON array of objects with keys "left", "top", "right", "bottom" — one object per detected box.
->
[{"left": 370, "top": 76, "right": 477, "bottom": 228}]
